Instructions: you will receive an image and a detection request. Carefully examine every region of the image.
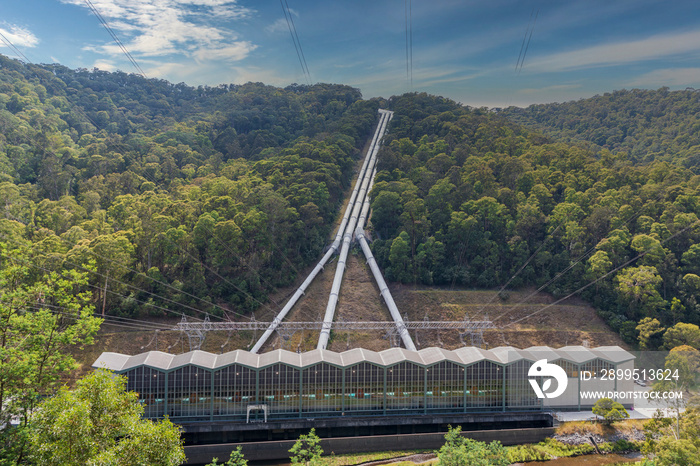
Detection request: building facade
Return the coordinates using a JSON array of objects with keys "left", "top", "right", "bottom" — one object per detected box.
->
[{"left": 92, "top": 345, "right": 634, "bottom": 422}]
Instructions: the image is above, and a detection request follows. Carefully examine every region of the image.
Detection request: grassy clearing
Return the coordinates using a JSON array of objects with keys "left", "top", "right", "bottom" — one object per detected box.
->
[
  {"left": 316, "top": 450, "right": 432, "bottom": 466},
  {"left": 506, "top": 438, "right": 641, "bottom": 463},
  {"left": 555, "top": 419, "right": 647, "bottom": 437}
]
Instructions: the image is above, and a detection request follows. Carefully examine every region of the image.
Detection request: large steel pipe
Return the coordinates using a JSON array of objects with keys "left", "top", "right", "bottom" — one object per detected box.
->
[
  {"left": 355, "top": 167, "right": 417, "bottom": 351},
  {"left": 251, "top": 110, "right": 389, "bottom": 353},
  {"left": 317, "top": 110, "right": 392, "bottom": 349}
]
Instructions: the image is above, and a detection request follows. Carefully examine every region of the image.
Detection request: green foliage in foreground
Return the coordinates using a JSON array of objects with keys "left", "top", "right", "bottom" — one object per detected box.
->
[
  {"left": 315, "top": 450, "right": 431, "bottom": 466},
  {"left": 436, "top": 426, "right": 508, "bottom": 466},
  {"left": 593, "top": 397, "right": 630, "bottom": 424},
  {"left": 506, "top": 437, "right": 639, "bottom": 463},
  {"left": 0, "top": 254, "right": 101, "bottom": 463},
  {"left": 643, "top": 407, "right": 700, "bottom": 465},
  {"left": 28, "top": 369, "right": 185, "bottom": 466},
  {"left": 290, "top": 428, "right": 324, "bottom": 465},
  {"left": 507, "top": 438, "right": 595, "bottom": 462},
  {"left": 207, "top": 446, "right": 248, "bottom": 466}
]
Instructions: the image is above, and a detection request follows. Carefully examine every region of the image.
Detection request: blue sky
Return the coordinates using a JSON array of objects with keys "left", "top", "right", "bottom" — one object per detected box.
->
[{"left": 3, "top": 0, "right": 700, "bottom": 107}]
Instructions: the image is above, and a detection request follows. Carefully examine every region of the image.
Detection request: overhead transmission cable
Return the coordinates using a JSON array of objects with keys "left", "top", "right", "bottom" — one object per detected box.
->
[
  {"left": 473, "top": 213, "right": 567, "bottom": 318},
  {"left": 516, "top": 9, "right": 538, "bottom": 75},
  {"left": 31, "top": 301, "right": 172, "bottom": 331},
  {"left": 514, "top": 9, "right": 534, "bottom": 73},
  {"left": 405, "top": 0, "right": 409, "bottom": 84},
  {"left": 404, "top": 0, "right": 413, "bottom": 89},
  {"left": 504, "top": 218, "right": 700, "bottom": 328},
  {"left": 0, "top": 242, "right": 206, "bottom": 322},
  {"left": 0, "top": 30, "right": 32, "bottom": 63},
  {"left": 409, "top": 0, "right": 413, "bottom": 89},
  {"left": 280, "top": 0, "right": 311, "bottom": 85},
  {"left": 494, "top": 190, "right": 668, "bottom": 325},
  {"left": 284, "top": 0, "right": 311, "bottom": 82},
  {"left": 84, "top": 0, "right": 147, "bottom": 78}
]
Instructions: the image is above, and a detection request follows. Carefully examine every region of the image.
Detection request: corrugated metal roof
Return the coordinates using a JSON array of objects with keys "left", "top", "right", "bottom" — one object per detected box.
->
[
  {"left": 523, "top": 346, "right": 561, "bottom": 364},
  {"left": 590, "top": 346, "right": 636, "bottom": 363},
  {"left": 92, "top": 345, "right": 634, "bottom": 372},
  {"left": 93, "top": 352, "right": 131, "bottom": 372},
  {"left": 489, "top": 346, "right": 530, "bottom": 364},
  {"left": 556, "top": 346, "right": 597, "bottom": 364}
]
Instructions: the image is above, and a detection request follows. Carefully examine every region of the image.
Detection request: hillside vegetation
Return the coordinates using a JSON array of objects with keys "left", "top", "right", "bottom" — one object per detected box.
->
[
  {"left": 0, "top": 56, "right": 379, "bottom": 318},
  {"left": 2, "top": 57, "right": 699, "bottom": 348},
  {"left": 370, "top": 93, "right": 700, "bottom": 343},
  {"left": 501, "top": 87, "right": 700, "bottom": 170}
]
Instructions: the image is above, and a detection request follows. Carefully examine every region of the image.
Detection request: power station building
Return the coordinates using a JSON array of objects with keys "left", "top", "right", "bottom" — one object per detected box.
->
[{"left": 93, "top": 345, "right": 634, "bottom": 423}]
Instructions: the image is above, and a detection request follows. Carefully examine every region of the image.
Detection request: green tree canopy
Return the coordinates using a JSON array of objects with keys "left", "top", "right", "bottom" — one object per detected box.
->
[
  {"left": 289, "top": 428, "right": 323, "bottom": 466},
  {"left": 28, "top": 369, "right": 185, "bottom": 466},
  {"left": 664, "top": 323, "right": 700, "bottom": 350},
  {"left": 592, "top": 398, "right": 629, "bottom": 425},
  {"left": 436, "top": 426, "right": 509, "bottom": 466}
]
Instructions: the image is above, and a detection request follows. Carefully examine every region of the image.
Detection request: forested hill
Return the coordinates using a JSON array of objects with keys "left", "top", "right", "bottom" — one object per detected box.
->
[
  {"left": 372, "top": 93, "right": 700, "bottom": 344},
  {"left": 500, "top": 88, "right": 700, "bottom": 170},
  {"left": 0, "top": 56, "right": 380, "bottom": 318}
]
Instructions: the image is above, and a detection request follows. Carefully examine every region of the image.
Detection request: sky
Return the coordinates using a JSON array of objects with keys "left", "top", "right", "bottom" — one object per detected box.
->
[{"left": 3, "top": 0, "right": 700, "bottom": 108}]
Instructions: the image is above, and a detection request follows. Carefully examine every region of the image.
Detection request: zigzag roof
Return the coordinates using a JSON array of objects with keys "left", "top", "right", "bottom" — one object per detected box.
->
[{"left": 92, "top": 345, "right": 634, "bottom": 372}]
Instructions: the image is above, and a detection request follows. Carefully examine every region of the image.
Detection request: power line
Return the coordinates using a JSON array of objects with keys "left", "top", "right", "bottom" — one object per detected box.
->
[
  {"left": 84, "top": 0, "right": 147, "bottom": 78},
  {"left": 472, "top": 210, "right": 568, "bottom": 318},
  {"left": 0, "top": 30, "right": 32, "bottom": 63},
  {"left": 405, "top": 0, "right": 409, "bottom": 85},
  {"left": 409, "top": 0, "right": 413, "bottom": 89},
  {"left": 0, "top": 234, "right": 208, "bottom": 321},
  {"left": 279, "top": 0, "right": 310, "bottom": 85},
  {"left": 494, "top": 190, "right": 668, "bottom": 324},
  {"left": 284, "top": 0, "right": 311, "bottom": 82},
  {"left": 517, "top": 9, "right": 538, "bottom": 75},
  {"left": 504, "top": 217, "right": 700, "bottom": 328},
  {"left": 515, "top": 9, "right": 534, "bottom": 73},
  {"left": 404, "top": 0, "right": 413, "bottom": 89}
]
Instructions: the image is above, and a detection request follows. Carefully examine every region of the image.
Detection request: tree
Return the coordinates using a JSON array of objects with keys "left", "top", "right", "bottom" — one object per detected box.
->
[
  {"left": 664, "top": 345, "right": 700, "bottom": 389},
  {"left": 389, "top": 231, "right": 412, "bottom": 283},
  {"left": 643, "top": 407, "right": 700, "bottom": 465},
  {"left": 28, "top": 369, "right": 185, "bottom": 466},
  {"left": 289, "top": 428, "right": 323, "bottom": 465},
  {"left": 436, "top": 426, "right": 509, "bottom": 466},
  {"left": 207, "top": 446, "right": 248, "bottom": 466},
  {"left": 636, "top": 317, "right": 665, "bottom": 350},
  {"left": 592, "top": 397, "right": 629, "bottom": 425},
  {"left": 615, "top": 266, "right": 665, "bottom": 319},
  {"left": 663, "top": 323, "right": 700, "bottom": 350},
  {"left": 0, "top": 251, "right": 102, "bottom": 464}
]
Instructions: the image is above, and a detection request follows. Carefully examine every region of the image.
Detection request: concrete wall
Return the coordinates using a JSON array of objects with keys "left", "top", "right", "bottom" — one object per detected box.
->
[{"left": 184, "top": 427, "right": 556, "bottom": 464}]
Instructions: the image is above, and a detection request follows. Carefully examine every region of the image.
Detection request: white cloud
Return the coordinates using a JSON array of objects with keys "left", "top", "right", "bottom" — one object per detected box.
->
[
  {"left": 192, "top": 42, "right": 257, "bottom": 62},
  {"left": 527, "top": 29, "right": 700, "bottom": 73},
  {"left": 61, "top": 0, "right": 255, "bottom": 66},
  {"left": 629, "top": 68, "right": 700, "bottom": 87},
  {"left": 91, "top": 60, "right": 117, "bottom": 71},
  {"left": 0, "top": 24, "right": 39, "bottom": 48},
  {"left": 145, "top": 61, "right": 191, "bottom": 78},
  {"left": 266, "top": 18, "right": 288, "bottom": 34}
]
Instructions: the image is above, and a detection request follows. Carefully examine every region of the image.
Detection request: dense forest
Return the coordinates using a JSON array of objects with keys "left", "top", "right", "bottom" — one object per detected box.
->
[
  {"left": 371, "top": 93, "right": 700, "bottom": 343},
  {"left": 2, "top": 56, "right": 700, "bottom": 346},
  {"left": 0, "top": 55, "right": 380, "bottom": 319},
  {"left": 501, "top": 87, "right": 700, "bottom": 170}
]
